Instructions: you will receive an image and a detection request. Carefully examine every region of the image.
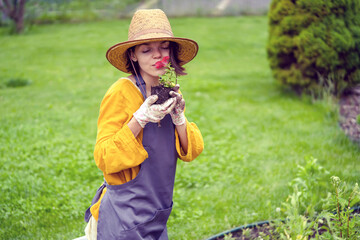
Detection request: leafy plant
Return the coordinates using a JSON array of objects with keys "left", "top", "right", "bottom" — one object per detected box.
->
[
  {"left": 223, "top": 233, "right": 236, "bottom": 240},
  {"left": 274, "top": 158, "right": 326, "bottom": 239},
  {"left": 315, "top": 177, "right": 360, "bottom": 239},
  {"left": 156, "top": 56, "right": 178, "bottom": 88},
  {"left": 275, "top": 159, "right": 360, "bottom": 240},
  {"left": 289, "top": 157, "right": 329, "bottom": 216},
  {"left": 276, "top": 186, "right": 315, "bottom": 239},
  {"left": 242, "top": 227, "right": 251, "bottom": 238},
  {"left": 159, "top": 62, "right": 177, "bottom": 88}
]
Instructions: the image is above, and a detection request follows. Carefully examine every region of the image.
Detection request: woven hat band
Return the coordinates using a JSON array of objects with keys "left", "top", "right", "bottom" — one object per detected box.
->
[{"left": 129, "top": 28, "right": 174, "bottom": 41}]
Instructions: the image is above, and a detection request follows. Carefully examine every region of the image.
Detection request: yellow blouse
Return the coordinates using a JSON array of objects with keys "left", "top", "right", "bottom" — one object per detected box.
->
[{"left": 90, "top": 78, "right": 204, "bottom": 220}]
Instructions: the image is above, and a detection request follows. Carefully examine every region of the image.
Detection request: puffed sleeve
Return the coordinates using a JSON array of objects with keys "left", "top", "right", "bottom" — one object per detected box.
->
[
  {"left": 93, "top": 80, "right": 148, "bottom": 174},
  {"left": 175, "top": 118, "right": 204, "bottom": 162}
]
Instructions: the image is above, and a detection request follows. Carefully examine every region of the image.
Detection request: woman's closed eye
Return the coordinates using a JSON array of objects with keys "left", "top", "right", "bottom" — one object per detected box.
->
[{"left": 161, "top": 42, "right": 170, "bottom": 50}]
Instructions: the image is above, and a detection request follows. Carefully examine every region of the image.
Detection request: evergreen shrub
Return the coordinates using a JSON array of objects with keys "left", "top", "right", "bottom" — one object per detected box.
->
[{"left": 267, "top": 0, "right": 360, "bottom": 95}]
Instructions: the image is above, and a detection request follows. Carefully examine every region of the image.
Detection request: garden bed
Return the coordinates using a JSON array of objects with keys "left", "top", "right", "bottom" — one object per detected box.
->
[
  {"left": 207, "top": 207, "right": 360, "bottom": 240},
  {"left": 339, "top": 85, "right": 360, "bottom": 143}
]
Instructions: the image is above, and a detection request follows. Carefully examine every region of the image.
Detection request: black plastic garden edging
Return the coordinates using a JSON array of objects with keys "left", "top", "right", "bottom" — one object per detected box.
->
[
  {"left": 205, "top": 206, "right": 360, "bottom": 240},
  {"left": 205, "top": 219, "right": 272, "bottom": 240}
]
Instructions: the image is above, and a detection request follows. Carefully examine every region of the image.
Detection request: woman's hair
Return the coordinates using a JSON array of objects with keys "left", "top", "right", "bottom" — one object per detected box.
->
[{"left": 125, "top": 41, "right": 187, "bottom": 76}]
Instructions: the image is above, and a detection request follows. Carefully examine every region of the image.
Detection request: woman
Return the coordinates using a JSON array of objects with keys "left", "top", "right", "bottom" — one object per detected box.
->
[{"left": 84, "top": 9, "right": 204, "bottom": 240}]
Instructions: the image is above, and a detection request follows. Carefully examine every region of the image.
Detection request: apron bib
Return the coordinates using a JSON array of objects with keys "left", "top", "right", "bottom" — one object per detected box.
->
[{"left": 85, "top": 75, "right": 177, "bottom": 240}]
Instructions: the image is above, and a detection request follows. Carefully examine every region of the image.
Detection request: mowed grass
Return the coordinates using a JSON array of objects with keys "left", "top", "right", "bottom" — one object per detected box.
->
[{"left": 0, "top": 16, "right": 359, "bottom": 240}]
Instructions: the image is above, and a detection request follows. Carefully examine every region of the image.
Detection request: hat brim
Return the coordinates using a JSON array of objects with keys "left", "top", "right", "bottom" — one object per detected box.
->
[{"left": 106, "top": 37, "right": 199, "bottom": 73}]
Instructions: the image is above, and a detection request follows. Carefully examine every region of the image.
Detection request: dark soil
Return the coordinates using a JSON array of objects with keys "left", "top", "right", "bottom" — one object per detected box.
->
[
  {"left": 339, "top": 85, "right": 360, "bottom": 143},
  {"left": 151, "top": 85, "right": 174, "bottom": 105},
  {"left": 214, "top": 223, "right": 277, "bottom": 240},
  {"left": 214, "top": 208, "right": 360, "bottom": 240}
]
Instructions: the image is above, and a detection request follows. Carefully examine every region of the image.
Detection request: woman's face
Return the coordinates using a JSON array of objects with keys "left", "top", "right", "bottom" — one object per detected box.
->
[{"left": 131, "top": 41, "right": 170, "bottom": 81}]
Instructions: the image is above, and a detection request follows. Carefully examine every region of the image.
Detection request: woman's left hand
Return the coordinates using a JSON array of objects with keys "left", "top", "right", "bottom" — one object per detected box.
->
[{"left": 169, "top": 85, "right": 186, "bottom": 125}]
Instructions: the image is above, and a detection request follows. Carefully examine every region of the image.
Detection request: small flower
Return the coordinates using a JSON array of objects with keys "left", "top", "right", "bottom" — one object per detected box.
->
[
  {"left": 162, "top": 56, "right": 169, "bottom": 62},
  {"left": 155, "top": 61, "right": 164, "bottom": 69},
  {"left": 276, "top": 207, "right": 281, "bottom": 213},
  {"left": 331, "top": 176, "right": 340, "bottom": 187},
  {"left": 155, "top": 56, "right": 170, "bottom": 69}
]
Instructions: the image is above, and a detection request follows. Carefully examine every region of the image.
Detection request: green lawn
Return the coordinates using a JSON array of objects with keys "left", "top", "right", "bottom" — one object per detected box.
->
[{"left": 0, "top": 16, "right": 359, "bottom": 240}]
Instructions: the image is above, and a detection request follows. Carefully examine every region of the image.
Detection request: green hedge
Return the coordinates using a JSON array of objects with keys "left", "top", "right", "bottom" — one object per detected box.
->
[
  {"left": 267, "top": 0, "right": 360, "bottom": 95},
  {"left": 0, "top": 0, "right": 140, "bottom": 26}
]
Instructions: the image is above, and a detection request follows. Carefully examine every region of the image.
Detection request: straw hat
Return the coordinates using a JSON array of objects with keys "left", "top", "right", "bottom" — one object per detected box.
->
[{"left": 106, "top": 9, "right": 199, "bottom": 73}]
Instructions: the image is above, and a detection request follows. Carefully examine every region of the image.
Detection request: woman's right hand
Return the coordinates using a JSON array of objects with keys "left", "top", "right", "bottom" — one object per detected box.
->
[{"left": 133, "top": 95, "right": 176, "bottom": 128}]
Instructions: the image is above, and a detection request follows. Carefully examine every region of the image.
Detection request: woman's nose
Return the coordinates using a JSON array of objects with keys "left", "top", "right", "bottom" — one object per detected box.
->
[{"left": 153, "top": 48, "right": 161, "bottom": 58}]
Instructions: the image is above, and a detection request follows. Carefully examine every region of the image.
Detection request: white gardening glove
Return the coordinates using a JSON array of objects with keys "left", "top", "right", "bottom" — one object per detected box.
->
[
  {"left": 133, "top": 95, "right": 176, "bottom": 128},
  {"left": 169, "top": 87, "right": 186, "bottom": 126}
]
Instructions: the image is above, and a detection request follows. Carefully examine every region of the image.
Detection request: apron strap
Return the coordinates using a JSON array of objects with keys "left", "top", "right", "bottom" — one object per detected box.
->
[{"left": 135, "top": 74, "right": 147, "bottom": 99}]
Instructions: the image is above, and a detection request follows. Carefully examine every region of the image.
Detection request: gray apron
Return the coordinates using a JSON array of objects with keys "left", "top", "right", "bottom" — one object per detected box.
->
[{"left": 85, "top": 75, "right": 177, "bottom": 240}]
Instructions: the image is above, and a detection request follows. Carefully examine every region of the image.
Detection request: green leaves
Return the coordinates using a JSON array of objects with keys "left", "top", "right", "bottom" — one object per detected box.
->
[
  {"left": 268, "top": 0, "right": 360, "bottom": 95},
  {"left": 159, "top": 62, "right": 177, "bottom": 88},
  {"left": 276, "top": 160, "right": 360, "bottom": 239},
  {"left": 319, "top": 177, "right": 360, "bottom": 239}
]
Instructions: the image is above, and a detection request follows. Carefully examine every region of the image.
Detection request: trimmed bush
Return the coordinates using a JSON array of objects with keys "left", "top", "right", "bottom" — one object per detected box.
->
[{"left": 267, "top": 0, "right": 360, "bottom": 95}]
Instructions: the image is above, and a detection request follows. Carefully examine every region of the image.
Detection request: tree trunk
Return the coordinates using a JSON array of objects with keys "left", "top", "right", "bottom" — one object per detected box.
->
[
  {"left": 15, "top": 0, "right": 25, "bottom": 33},
  {"left": 0, "top": 0, "right": 27, "bottom": 33}
]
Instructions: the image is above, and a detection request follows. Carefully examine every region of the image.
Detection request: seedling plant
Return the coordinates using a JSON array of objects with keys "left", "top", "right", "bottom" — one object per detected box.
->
[
  {"left": 151, "top": 56, "right": 179, "bottom": 104},
  {"left": 275, "top": 159, "right": 360, "bottom": 240}
]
